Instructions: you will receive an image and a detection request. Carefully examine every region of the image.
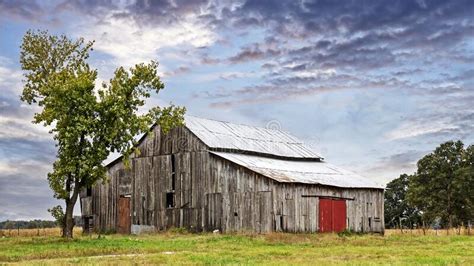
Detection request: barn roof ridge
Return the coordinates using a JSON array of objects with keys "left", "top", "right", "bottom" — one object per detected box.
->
[
  {"left": 184, "top": 115, "right": 322, "bottom": 160},
  {"left": 184, "top": 114, "right": 295, "bottom": 135}
]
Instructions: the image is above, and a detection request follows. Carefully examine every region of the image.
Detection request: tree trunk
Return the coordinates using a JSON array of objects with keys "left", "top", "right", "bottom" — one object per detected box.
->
[
  {"left": 399, "top": 217, "right": 403, "bottom": 233},
  {"left": 63, "top": 202, "right": 74, "bottom": 238},
  {"left": 447, "top": 215, "right": 452, "bottom": 236},
  {"left": 62, "top": 187, "right": 80, "bottom": 239}
]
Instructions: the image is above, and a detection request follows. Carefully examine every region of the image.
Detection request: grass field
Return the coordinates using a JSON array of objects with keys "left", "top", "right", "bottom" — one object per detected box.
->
[{"left": 0, "top": 229, "right": 473, "bottom": 265}]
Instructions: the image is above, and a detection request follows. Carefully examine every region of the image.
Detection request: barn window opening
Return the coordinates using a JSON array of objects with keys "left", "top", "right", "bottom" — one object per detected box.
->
[
  {"left": 234, "top": 212, "right": 238, "bottom": 217},
  {"left": 83, "top": 216, "right": 93, "bottom": 234},
  {"left": 142, "top": 196, "right": 146, "bottom": 218},
  {"left": 171, "top": 154, "right": 176, "bottom": 191},
  {"left": 86, "top": 186, "right": 92, "bottom": 197},
  {"left": 166, "top": 192, "right": 175, "bottom": 208}
]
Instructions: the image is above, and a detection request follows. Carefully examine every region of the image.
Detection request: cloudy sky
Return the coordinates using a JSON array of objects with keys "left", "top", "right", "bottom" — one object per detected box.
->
[{"left": 0, "top": 0, "right": 473, "bottom": 221}]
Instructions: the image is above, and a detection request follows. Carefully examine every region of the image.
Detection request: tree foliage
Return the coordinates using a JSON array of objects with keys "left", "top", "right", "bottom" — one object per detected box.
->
[
  {"left": 407, "top": 141, "right": 474, "bottom": 227},
  {"left": 19, "top": 30, "right": 185, "bottom": 238},
  {"left": 47, "top": 205, "right": 65, "bottom": 229},
  {"left": 384, "top": 174, "right": 421, "bottom": 228}
]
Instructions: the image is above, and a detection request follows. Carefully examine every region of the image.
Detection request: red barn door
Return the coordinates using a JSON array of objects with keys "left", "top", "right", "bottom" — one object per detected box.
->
[
  {"left": 319, "top": 198, "right": 346, "bottom": 232},
  {"left": 319, "top": 199, "right": 333, "bottom": 232},
  {"left": 332, "top": 199, "right": 347, "bottom": 232}
]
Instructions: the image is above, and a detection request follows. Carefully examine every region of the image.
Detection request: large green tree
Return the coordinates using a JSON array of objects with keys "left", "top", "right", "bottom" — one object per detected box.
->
[
  {"left": 19, "top": 30, "right": 185, "bottom": 238},
  {"left": 384, "top": 174, "right": 421, "bottom": 228},
  {"left": 407, "top": 141, "right": 474, "bottom": 228}
]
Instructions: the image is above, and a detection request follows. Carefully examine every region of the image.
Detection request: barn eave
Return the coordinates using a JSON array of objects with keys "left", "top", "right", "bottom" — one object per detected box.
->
[{"left": 210, "top": 151, "right": 384, "bottom": 190}]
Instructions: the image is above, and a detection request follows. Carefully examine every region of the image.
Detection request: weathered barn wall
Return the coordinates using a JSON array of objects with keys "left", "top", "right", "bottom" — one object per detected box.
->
[
  {"left": 82, "top": 125, "right": 212, "bottom": 232},
  {"left": 209, "top": 154, "right": 384, "bottom": 233},
  {"left": 271, "top": 184, "right": 384, "bottom": 233},
  {"left": 82, "top": 124, "right": 384, "bottom": 234}
]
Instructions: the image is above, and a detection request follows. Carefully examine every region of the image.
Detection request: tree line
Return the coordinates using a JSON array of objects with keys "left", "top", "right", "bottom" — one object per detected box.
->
[
  {"left": 384, "top": 140, "right": 474, "bottom": 229},
  {"left": 0, "top": 220, "right": 56, "bottom": 229},
  {"left": 0, "top": 217, "right": 84, "bottom": 230},
  {"left": 0, "top": 216, "right": 82, "bottom": 230}
]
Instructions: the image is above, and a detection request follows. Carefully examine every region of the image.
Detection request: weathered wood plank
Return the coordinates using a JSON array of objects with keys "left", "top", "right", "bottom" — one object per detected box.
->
[{"left": 85, "top": 125, "right": 385, "bottom": 234}]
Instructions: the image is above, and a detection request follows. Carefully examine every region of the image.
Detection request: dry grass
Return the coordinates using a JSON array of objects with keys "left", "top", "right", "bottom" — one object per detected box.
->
[
  {"left": 0, "top": 227, "right": 82, "bottom": 237},
  {"left": 386, "top": 228, "right": 473, "bottom": 236},
  {"left": 1, "top": 227, "right": 470, "bottom": 238}
]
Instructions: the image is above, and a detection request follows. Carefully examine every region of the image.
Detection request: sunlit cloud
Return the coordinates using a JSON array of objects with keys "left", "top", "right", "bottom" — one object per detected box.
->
[{"left": 73, "top": 12, "right": 217, "bottom": 67}]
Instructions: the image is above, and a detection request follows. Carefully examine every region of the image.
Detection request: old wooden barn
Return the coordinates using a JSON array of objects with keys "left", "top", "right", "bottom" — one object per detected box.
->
[{"left": 80, "top": 116, "right": 384, "bottom": 234}]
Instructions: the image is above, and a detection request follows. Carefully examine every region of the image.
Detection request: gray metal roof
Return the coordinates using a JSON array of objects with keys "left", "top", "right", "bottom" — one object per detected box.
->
[
  {"left": 185, "top": 116, "right": 321, "bottom": 159},
  {"left": 211, "top": 151, "right": 383, "bottom": 189},
  {"left": 105, "top": 116, "right": 382, "bottom": 189}
]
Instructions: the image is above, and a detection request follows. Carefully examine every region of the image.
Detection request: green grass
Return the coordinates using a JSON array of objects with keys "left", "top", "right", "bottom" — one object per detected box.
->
[{"left": 1, "top": 232, "right": 473, "bottom": 265}]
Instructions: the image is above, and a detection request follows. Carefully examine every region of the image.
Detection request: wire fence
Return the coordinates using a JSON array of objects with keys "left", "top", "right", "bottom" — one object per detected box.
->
[
  {"left": 0, "top": 227, "right": 83, "bottom": 237},
  {"left": 1, "top": 227, "right": 472, "bottom": 238},
  {"left": 385, "top": 227, "right": 472, "bottom": 236}
]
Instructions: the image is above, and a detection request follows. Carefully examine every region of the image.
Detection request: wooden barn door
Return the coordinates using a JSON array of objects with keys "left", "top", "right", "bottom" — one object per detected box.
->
[
  {"left": 319, "top": 199, "right": 332, "bottom": 232},
  {"left": 319, "top": 198, "right": 346, "bottom": 232},
  {"left": 258, "top": 191, "right": 272, "bottom": 233},
  {"left": 205, "top": 193, "right": 222, "bottom": 231},
  {"left": 117, "top": 196, "right": 131, "bottom": 234},
  {"left": 332, "top": 200, "right": 347, "bottom": 232}
]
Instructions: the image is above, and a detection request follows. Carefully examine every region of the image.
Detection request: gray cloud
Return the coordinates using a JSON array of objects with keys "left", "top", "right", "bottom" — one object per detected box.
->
[
  {"left": 189, "top": 0, "right": 474, "bottom": 157},
  {"left": 53, "top": 0, "right": 210, "bottom": 26},
  {"left": 0, "top": 57, "right": 58, "bottom": 220},
  {"left": 163, "top": 66, "right": 191, "bottom": 77},
  {"left": 12, "top": 1, "right": 473, "bottom": 91},
  {"left": 0, "top": 172, "right": 58, "bottom": 220},
  {"left": 204, "top": 72, "right": 415, "bottom": 108},
  {"left": 0, "top": 135, "right": 57, "bottom": 220},
  {"left": 0, "top": 0, "right": 43, "bottom": 21},
  {"left": 235, "top": 0, "right": 471, "bottom": 35},
  {"left": 364, "top": 150, "right": 426, "bottom": 182},
  {"left": 0, "top": 137, "right": 55, "bottom": 163},
  {"left": 228, "top": 43, "right": 282, "bottom": 64},
  {"left": 0, "top": 133, "right": 58, "bottom": 221},
  {"left": 54, "top": 0, "right": 119, "bottom": 14}
]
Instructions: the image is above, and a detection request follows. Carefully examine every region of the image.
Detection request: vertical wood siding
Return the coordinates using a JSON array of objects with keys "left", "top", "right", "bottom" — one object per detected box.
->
[{"left": 82, "top": 125, "right": 384, "bottom": 234}]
